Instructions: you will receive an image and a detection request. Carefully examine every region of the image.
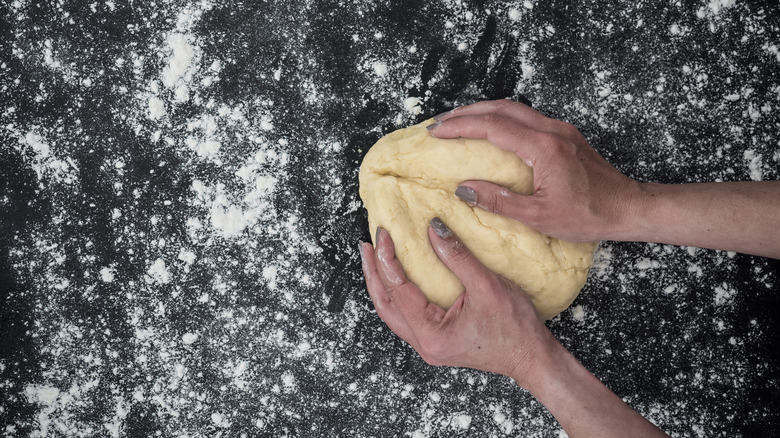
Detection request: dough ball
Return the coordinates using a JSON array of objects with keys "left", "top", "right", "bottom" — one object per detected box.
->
[{"left": 359, "top": 120, "right": 597, "bottom": 320}]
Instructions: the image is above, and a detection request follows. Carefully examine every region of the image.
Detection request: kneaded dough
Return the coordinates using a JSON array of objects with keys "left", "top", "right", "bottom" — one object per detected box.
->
[{"left": 359, "top": 120, "right": 597, "bottom": 320}]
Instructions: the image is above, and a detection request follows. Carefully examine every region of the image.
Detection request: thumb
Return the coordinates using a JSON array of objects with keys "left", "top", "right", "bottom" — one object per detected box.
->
[
  {"left": 427, "top": 217, "right": 497, "bottom": 294},
  {"left": 455, "top": 181, "right": 541, "bottom": 226}
]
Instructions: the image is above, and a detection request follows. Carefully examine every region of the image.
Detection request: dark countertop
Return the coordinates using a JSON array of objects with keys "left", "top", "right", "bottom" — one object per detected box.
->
[{"left": 2, "top": 1, "right": 778, "bottom": 436}]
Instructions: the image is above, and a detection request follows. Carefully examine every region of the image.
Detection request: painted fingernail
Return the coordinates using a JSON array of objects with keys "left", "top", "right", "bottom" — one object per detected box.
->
[
  {"left": 426, "top": 121, "right": 442, "bottom": 131},
  {"left": 375, "top": 226, "right": 383, "bottom": 242},
  {"left": 455, "top": 186, "right": 477, "bottom": 205},
  {"left": 430, "top": 217, "right": 452, "bottom": 239}
]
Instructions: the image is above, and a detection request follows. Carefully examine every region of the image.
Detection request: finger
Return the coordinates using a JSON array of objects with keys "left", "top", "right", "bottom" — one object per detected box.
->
[
  {"left": 427, "top": 217, "right": 498, "bottom": 295},
  {"left": 374, "top": 228, "right": 412, "bottom": 289},
  {"left": 427, "top": 113, "right": 547, "bottom": 167},
  {"left": 360, "top": 241, "right": 418, "bottom": 344},
  {"left": 375, "top": 228, "right": 447, "bottom": 326},
  {"left": 455, "top": 182, "right": 544, "bottom": 227},
  {"left": 360, "top": 241, "right": 393, "bottom": 315},
  {"left": 434, "top": 99, "right": 554, "bottom": 130}
]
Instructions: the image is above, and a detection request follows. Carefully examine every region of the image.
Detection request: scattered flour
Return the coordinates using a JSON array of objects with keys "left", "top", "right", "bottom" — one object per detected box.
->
[
  {"left": 454, "top": 413, "right": 472, "bottom": 429},
  {"left": 570, "top": 305, "right": 585, "bottom": 321},
  {"left": 162, "top": 33, "right": 196, "bottom": 88},
  {"left": 404, "top": 96, "right": 423, "bottom": 115},
  {"left": 3, "top": 0, "right": 777, "bottom": 437},
  {"left": 713, "top": 283, "right": 735, "bottom": 306},
  {"left": 743, "top": 149, "right": 763, "bottom": 181},
  {"left": 146, "top": 258, "right": 170, "bottom": 284}
]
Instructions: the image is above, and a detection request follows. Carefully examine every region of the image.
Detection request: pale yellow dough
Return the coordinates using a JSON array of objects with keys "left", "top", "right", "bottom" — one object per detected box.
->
[{"left": 359, "top": 120, "right": 597, "bottom": 320}]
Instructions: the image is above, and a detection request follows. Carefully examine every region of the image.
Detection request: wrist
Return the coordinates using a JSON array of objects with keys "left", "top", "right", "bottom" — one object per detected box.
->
[
  {"left": 603, "top": 181, "right": 664, "bottom": 243},
  {"left": 516, "top": 341, "right": 669, "bottom": 437},
  {"left": 506, "top": 332, "right": 567, "bottom": 391}
]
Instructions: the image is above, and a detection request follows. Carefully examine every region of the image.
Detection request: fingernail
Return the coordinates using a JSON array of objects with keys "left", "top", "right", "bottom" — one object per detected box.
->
[
  {"left": 426, "top": 121, "right": 442, "bottom": 131},
  {"left": 430, "top": 217, "right": 452, "bottom": 239},
  {"left": 455, "top": 186, "right": 477, "bottom": 205},
  {"left": 433, "top": 110, "right": 453, "bottom": 121},
  {"left": 375, "top": 226, "right": 383, "bottom": 242}
]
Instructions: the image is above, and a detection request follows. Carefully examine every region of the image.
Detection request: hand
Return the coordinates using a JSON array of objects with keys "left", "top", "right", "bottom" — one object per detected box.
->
[
  {"left": 427, "top": 99, "right": 641, "bottom": 242},
  {"left": 359, "top": 217, "right": 556, "bottom": 387},
  {"left": 359, "top": 219, "right": 670, "bottom": 437}
]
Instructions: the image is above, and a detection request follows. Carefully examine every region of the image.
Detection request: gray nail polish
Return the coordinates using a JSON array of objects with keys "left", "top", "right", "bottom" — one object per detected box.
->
[
  {"left": 426, "top": 121, "right": 442, "bottom": 131},
  {"left": 455, "top": 186, "right": 477, "bottom": 205},
  {"left": 430, "top": 217, "right": 452, "bottom": 239},
  {"left": 375, "top": 226, "right": 383, "bottom": 241}
]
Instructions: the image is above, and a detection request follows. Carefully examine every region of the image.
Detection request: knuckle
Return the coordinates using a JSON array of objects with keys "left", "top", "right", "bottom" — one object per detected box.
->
[
  {"left": 481, "top": 112, "right": 506, "bottom": 130},
  {"left": 480, "top": 187, "right": 509, "bottom": 214},
  {"left": 373, "top": 293, "right": 393, "bottom": 313},
  {"left": 539, "top": 133, "right": 575, "bottom": 158},
  {"left": 519, "top": 202, "right": 546, "bottom": 228},
  {"left": 491, "top": 99, "right": 514, "bottom": 113},
  {"left": 557, "top": 120, "right": 581, "bottom": 138}
]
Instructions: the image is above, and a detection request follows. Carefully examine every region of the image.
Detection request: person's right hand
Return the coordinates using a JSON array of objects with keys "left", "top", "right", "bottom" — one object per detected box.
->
[{"left": 427, "top": 99, "right": 641, "bottom": 243}]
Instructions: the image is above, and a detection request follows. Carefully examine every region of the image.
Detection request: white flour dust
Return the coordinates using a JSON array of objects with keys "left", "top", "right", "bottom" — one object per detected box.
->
[{"left": 2, "top": 0, "right": 778, "bottom": 437}]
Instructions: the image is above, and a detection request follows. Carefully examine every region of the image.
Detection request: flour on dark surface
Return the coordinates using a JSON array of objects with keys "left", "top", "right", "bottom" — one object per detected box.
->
[{"left": 2, "top": 0, "right": 779, "bottom": 437}]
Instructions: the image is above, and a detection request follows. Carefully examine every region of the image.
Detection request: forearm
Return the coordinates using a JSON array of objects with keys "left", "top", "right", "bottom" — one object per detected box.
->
[
  {"left": 614, "top": 181, "right": 780, "bottom": 258},
  {"left": 517, "top": 341, "right": 668, "bottom": 438}
]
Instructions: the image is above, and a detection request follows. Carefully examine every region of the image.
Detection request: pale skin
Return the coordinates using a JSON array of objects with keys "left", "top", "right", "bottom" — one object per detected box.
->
[
  {"left": 360, "top": 99, "right": 779, "bottom": 435},
  {"left": 428, "top": 99, "right": 780, "bottom": 258},
  {"left": 360, "top": 224, "right": 667, "bottom": 437}
]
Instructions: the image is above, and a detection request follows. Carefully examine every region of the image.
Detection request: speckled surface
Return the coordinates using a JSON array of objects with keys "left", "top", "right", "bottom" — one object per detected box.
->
[{"left": 1, "top": 1, "right": 779, "bottom": 437}]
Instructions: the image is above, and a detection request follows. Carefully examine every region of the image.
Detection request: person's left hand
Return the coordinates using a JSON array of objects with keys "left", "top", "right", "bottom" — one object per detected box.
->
[
  {"left": 360, "top": 219, "right": 672, "bottom": 438},
  {"left": 359, "top": 218, "right": 557, "bottom": 387}
]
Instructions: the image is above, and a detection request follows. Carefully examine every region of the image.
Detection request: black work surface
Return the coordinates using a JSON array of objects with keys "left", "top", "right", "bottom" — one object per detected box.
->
[{"left": 2, "top": 1, "right": 779, "bottom": 437}]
